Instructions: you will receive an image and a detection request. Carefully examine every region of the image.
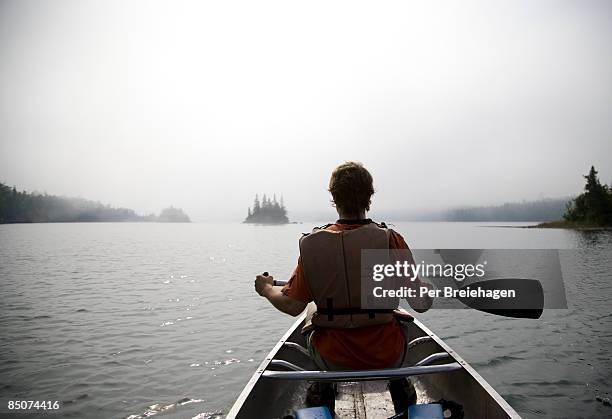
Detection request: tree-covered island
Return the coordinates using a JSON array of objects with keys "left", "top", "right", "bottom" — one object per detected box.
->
[
  {"left": 244, "top": 194, "right": 289, "bottom": 224},
  {"left": 537, "top": 166, "right": 612, "bottom": 229},
  {"left": 0, "top": 183, "right": 190, "bottom": 223},
  {"left": 157, "top": 206, "right": 191, "bottom": 223}
]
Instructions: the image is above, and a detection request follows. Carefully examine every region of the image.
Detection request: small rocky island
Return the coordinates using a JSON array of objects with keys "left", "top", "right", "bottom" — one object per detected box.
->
[{"left": 244, "top": 194, "right": 289, "bottom": 224}]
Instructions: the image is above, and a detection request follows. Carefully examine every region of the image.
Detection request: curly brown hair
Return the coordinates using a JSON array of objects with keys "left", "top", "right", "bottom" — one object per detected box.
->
[{"left": 328, "top": 162, "right": 374, "bottom": 217}]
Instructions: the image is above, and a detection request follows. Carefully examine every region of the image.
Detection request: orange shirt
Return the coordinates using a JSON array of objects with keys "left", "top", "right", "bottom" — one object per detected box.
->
[{"left": 281, "top": 221, "right": 409, "bottom": 369}]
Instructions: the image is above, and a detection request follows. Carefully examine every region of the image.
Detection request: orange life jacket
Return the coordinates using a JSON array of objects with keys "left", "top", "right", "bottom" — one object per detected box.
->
[{"left": 300, "top": 222, "right": 408, "bottom": 333}]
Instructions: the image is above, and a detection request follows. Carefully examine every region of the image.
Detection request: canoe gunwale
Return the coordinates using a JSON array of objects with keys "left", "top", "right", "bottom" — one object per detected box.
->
[
  {"left": 411, "top": 317, "right": 521, "bottom": 419},
  {"left": 225, "top": 314, "right": 306, "bottom": 419}
]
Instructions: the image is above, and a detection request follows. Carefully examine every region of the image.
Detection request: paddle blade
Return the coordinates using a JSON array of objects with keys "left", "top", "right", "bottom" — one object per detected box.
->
[{"left": 456, "top": 278, "right": 544, "bottom": 319}]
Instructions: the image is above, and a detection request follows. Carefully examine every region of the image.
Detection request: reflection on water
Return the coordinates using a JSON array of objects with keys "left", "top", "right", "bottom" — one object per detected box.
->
[
  {"left": 0, "top": 222, "right": 611, "bottom": 418},
  {"left": 125, "top": 397, "right": 209, "bottom": 419}
]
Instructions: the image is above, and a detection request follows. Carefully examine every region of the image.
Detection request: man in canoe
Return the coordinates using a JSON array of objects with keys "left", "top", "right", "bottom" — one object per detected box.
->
[{"left": 254, "top": 161, "right": 433, "bottom": 415}]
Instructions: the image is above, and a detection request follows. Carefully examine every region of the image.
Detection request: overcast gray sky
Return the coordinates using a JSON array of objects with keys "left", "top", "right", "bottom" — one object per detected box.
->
[{"left": 1, "top": 0, "right": 611, "bottom": 221}]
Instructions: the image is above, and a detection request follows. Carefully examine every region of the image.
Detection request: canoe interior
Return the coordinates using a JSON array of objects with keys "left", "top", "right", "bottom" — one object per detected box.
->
[{"left": 227, "top": 315, "right": 519, "bottom": 419}]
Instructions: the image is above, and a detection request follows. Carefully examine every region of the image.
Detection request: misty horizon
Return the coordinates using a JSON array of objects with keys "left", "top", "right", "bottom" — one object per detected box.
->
[{"left": 0, "top": 180, "right": 574, "bottom": 223}]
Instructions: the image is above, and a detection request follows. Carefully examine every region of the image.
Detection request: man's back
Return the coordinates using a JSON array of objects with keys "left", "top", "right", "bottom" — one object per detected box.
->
[{"left": 281, "top": 220, "right": 409, "bottom": 369}]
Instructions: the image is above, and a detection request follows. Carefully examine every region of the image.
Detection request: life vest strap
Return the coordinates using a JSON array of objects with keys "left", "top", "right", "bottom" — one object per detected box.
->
[{"left": 316, "top": 307, "right": 395, "bottom": 315}]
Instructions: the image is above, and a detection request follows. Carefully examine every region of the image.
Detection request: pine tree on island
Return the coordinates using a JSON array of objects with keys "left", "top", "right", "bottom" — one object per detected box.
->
[{"left": 244, "top": 194, "right": 289, "bottom": 224}]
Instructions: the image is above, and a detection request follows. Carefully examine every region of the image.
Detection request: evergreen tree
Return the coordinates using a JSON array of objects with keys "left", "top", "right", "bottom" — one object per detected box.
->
[
  {"left": 9, "top": 186, "right": 17, "bottom": 222},
  {"left": 253, "top": 194, "right": 260, "bottom": 212},
  {"left": 564, "top": 166, "right": 612, "bottom": 225}
]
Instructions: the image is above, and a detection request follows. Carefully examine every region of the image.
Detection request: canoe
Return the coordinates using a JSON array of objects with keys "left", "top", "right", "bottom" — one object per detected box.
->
[{"left": 227, "top": 312, "right": 521, "bottom": 419}]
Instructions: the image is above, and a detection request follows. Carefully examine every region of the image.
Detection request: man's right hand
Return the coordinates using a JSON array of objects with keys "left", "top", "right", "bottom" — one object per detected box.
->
[{"left": 255, "top": 274, "right": 274, "bottom": 297}]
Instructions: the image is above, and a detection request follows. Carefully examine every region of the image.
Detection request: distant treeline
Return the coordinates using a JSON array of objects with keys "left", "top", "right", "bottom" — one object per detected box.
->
[
  {"left": 283, "top": 199, "right": 573, "bottom": 222},
  {"left": 443, "top": 198, "right": 570, "bottom": 222},
  {"left": 0, "top": 183, "right": 190, "bottom": 223}
]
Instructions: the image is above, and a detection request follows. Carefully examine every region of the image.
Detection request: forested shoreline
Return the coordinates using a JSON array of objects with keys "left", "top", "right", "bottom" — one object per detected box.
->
[{"left": 0, "top": 183, "right": 190, "bottom": 223}]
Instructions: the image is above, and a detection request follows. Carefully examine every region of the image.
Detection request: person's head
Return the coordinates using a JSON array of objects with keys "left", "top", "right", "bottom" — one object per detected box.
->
[{"left": 328, "top": 161, "right": 374, "bottom": 219}]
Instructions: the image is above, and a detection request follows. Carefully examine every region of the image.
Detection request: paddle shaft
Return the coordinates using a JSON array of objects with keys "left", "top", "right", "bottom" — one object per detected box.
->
[{"left": 262, "top": 272, "right": 287, "bottom": 287}]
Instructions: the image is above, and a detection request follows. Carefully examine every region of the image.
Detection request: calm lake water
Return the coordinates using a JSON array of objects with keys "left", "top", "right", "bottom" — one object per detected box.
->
[{"left": 0, "top": 222, "right": 611, "bottom": 418}]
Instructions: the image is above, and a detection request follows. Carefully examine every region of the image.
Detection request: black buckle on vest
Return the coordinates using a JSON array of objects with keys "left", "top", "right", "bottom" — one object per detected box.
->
[{"left": 317, "top": 307, "right": 394, "bottom": 316}]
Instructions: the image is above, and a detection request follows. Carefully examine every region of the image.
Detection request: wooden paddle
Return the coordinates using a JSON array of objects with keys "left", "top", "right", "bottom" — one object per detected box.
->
[{"left": 264, "top": 273, "right": 544, "bottom": 319}]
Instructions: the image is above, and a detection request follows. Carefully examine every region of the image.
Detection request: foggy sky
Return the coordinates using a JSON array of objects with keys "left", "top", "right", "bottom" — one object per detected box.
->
[{"left": 1, "top": 0, "right": 611, "bottom": 221}]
